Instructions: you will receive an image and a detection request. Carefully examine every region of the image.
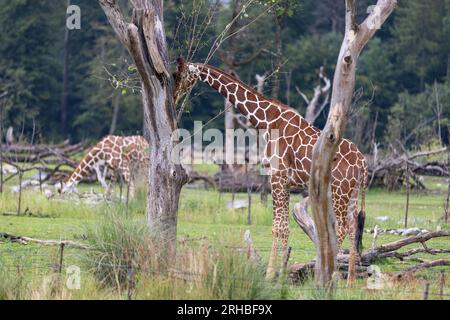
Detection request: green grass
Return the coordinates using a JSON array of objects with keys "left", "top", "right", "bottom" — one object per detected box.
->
[{"left": 0, "top": 171, "right": 449, "bottom": 300}]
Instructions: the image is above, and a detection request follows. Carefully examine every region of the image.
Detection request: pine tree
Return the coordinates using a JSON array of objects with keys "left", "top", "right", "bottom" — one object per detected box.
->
[
  {"left": 0, "top": 0, "right": 64, "bottom": 138},
  {"left": 391, "top": 0, "right": 448, "bottom": 91}
]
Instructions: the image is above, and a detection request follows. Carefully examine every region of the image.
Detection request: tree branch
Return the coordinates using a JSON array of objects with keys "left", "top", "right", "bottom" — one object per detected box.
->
[
  {"left": 345, "top": 0, "right": 357, "bottom": 35},
  {"left": 98, "top": 0, "right": 132, "bottom": 49},
  {"left": 293, "top": 197, "right": 317, "bottom": 244},
  {"left": 408, "top": 147, "right": 447, "bottom": 160},
  {"left": 379, "top": 248, "right": 450, "bottom": 260},
  {"left": 393, "top": 259, "right": 450, "bottom": 277},
  {"left": 355, "top": 0, "right": 397, "bottom": 52},
  {"left": 373, "top": 230, "right": 450, "bottom": 254},
  {"left": 142, "top": 9, "right": 170, "bottom": 77},
  {"left": 0, "top": 233, "right": 90, "bottom": 249},
  {"left": 300, "top": 67, "right": 331, "bottom": 124}
]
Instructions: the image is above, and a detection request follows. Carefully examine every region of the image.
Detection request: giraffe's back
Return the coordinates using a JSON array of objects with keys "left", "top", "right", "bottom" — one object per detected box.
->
[
  {"left": 272, "top": 112, "right": 367, "bottom": 196},
  {"left": 91, "top": 135, "right": 149, "bottom": 170}
]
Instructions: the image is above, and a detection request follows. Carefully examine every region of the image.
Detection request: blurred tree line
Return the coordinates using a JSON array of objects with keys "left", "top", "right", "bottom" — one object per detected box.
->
[{"left": 0, "top": 0, "right": 449, "bottom": 152}]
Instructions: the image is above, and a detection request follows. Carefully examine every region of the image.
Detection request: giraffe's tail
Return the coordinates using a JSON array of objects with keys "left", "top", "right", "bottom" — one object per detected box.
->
[{"left": 356, "top": 167, "right": 367, "bottom": 255}]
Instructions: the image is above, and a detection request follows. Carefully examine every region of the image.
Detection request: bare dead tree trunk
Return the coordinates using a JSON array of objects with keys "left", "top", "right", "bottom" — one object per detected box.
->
[
  {"left": 297, "top": 67, "right": 331, "bottom": 125},
  {"left": 308, "top": 0, "right": 397, "bottom": 289},
  {"left": 109, "top": 89, "right": 121, "bottom": 135},
  {"left": 61, "top": 0, "right": 70, "bottom": 137},
  {"left": 99, "top": 0, "right": 188, "bottom": 267}
]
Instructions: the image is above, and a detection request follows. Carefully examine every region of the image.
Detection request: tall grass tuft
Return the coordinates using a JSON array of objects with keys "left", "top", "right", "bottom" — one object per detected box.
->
[
  {"left": 83, "top": 207, "right": 281, "bottom": 299},
  {"left": 0, "top": 265, "right": 28, "bottom": 300},
  {"left": 83, "top": 208, "right": 159, "bottom": 292},
  {"left": 202, "top": 244, "right": 277, "bottom": 300}
]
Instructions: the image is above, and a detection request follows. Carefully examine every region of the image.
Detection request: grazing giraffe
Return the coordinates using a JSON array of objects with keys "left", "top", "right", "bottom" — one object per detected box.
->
[
  {"left": 174, "top": 59, "right": 368, "bottom": 281},
  {"left": 60, "top": 135, "right": 149, "bottom": 195}
]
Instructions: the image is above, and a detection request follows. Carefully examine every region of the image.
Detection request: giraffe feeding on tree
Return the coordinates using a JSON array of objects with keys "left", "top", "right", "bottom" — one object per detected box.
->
[
  {"left": 60, "top": 135, "right": 149, "bottom": 196},
  {"left": 174, "top": 59, "right": 368, "bottom": 279}
]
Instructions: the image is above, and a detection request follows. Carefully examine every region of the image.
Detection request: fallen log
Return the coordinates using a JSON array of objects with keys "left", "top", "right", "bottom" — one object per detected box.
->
[
  {"left": 367, "top": 148, "right": 449, "bottom": 190},
  {"left": 392, "top": 259, "right": 450, "bottom": 279},
  {"left": 1, "top": 142, "right": 84, "bottom": 164},
  {"left": 0, "top": 232, "right": 89, "bottom": 249},
  {"left": 215, "top": 167, "right": 264, "bottom": 192},
  {"left": 187, "top": 171, "right": 216, "bottom": 189},
  {"left": 214, "top": 167, "right": 307, "bottom": 195},
  {"left": 290, "top": 199, "right": 450, "bottom": 283}
]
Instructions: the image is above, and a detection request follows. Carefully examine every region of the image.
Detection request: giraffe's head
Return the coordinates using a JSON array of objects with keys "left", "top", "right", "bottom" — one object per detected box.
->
[
  {"left": 173, "top": 58, "right": 201, "bottom": 105},
  {"left": 57, "top": 178, "right": 78, "bottom": 195}
]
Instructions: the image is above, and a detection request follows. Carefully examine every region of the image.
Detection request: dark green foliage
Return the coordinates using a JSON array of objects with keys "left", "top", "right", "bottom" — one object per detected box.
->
[
  {"left": 0, "top": 0, "right": 65, "bottom": 139},
  {"left": 391, "top": 0, "right": 448, "bottom": 92},
  {"left": 387, "top": 80, "right": 450, "bottom": 147}
]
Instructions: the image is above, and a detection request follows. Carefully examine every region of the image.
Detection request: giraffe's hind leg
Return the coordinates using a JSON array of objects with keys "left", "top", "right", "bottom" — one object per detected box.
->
[
  {"left": 94, "top": 161, "right": 110, "bottom": 193},
  {"left": 121, "top": 164, "right": 135, "bottom": 199},
  {"left": 332, "top": 193, "right": 350, "bottom": 250},
  {"left": 346, "top": 189, "right": 359, "bottom": 287},
  {"left": 266, "top": 174, "right": 290, "bottom": 280}
]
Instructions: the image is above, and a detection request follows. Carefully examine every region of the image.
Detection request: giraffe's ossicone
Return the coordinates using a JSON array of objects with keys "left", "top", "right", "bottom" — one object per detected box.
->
[
  {"left": 60, "top": 135, "right": 149, "bottom": 195},
  {"left": 174, "top": 58, "right": 368, "bottom": 281}
]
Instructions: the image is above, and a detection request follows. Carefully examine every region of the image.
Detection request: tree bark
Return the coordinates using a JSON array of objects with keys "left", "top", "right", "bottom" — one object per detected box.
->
[
  {"left": 98, "top": 0, "right": 187, "bottom": 267},
  {"left": 308, "top": 0, "right": 397, "bottom": 289},
  {"left": 297, "top": 67, "right": 331, "bottom": 125},
  {"left": 289, "top": 228, "right": 450, "bottom": 283}
]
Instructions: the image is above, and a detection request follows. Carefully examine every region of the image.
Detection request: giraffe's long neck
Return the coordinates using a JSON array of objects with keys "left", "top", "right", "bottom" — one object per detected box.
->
[
  {"left": 65, "top": 147, "right": 101, "bottom": 187},
  {"left": 195, "top": 64, "right": 290, "bottom": 129}
]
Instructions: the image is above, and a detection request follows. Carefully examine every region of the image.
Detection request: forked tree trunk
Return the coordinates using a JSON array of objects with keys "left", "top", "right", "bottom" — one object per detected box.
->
[
  {"left": 309, "top": 0, "right": 397, "bottom": 289},
  {"left": 99, "top": 0, "right": 187, "bottom": 267}
]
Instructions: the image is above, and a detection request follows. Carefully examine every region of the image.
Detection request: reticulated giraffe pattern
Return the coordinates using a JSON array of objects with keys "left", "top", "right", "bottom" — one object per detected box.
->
[
  {"left": 175, "top": 59, "right": 368, "bottom": 278},
  {"left": 61, "top": 135, "right": 149, "bottom": 195}
]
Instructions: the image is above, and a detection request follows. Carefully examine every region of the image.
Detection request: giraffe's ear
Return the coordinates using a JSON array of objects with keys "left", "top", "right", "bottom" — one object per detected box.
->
[{"left": 177, "top": 57, "right": 187, "bottom": 74}]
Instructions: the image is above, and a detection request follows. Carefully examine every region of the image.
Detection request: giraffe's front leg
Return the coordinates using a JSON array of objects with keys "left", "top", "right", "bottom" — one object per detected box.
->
[
  {"left": 94, "top": 162, "right": 109, "bottom": 191},
  {"left": 121, "top": 166, "right": 135, "bottom": 198},
  {"left": 266, "top": 174, "right": 290, "bottom": 280}
]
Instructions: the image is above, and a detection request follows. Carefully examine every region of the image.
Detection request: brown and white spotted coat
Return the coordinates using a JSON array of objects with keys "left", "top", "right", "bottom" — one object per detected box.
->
[
  {"left": 175, "top": 59, "right": 368, "bottom": 278},
  {"left": 61, "top": 135, "right": 149, "bottom": 194}
]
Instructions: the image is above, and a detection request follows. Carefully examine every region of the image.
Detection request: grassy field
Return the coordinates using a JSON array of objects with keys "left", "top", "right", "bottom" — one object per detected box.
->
[{"left": 0, "top": 171, "right": 449, "bottom": 300}]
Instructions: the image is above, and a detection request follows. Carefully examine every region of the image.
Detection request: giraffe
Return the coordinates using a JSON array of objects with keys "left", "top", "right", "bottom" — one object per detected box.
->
[
  {"left": 60, "top": 135, "right": 149, "bottom": 196},
  {"left": 174, "top": 59, "right": 368, "bottom": 281}
]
